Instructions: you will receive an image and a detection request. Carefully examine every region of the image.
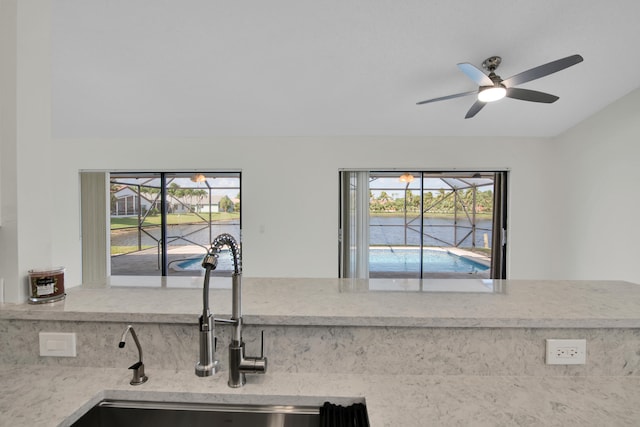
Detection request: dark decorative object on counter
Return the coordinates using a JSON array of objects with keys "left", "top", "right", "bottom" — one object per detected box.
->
[
  {"left": 320, "top": 402, "right": 370, "bottom": 427},
  {"left": 28, "top": 267, "right": 66, "bottom": 304}
]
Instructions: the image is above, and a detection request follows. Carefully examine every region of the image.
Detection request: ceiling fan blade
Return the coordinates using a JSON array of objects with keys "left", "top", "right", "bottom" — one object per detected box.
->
[
  {"left": 457, "top": 63, "right": 493, "bottom": 86},
  {"left": 416, "top": 90, "right": 477, "bottom": 105},
  {"left": 465, "top": 100, "right": 486, "bottom": 119},
  {"left": 506, "top": 88, "right": 559, "bottom": 103},
  {"left": 502, "top": 54, "right": 583, "bottom": 87}
]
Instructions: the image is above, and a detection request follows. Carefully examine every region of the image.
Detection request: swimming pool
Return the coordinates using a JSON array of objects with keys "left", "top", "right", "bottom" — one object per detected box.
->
[
  {"left": 369, "top": 247, "right": 489, "bottom": 274},
  {"left": 174, "top": 250, "right": 234, "bottom": 271},
  {"left": 175, "top": 247, "right": 488, "bottom": 274}
]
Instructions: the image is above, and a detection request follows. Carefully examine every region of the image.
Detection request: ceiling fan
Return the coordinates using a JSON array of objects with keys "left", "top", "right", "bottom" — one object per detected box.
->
[{"left": 416, "top": 54, "right": 584, "bottom": 118}]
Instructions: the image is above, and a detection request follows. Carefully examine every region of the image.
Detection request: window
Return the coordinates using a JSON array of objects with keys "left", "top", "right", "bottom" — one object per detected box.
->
[
  {"left": 81, "top": 171, "right": 241, "bottom": 284},
  {"left": 339, "top": 171, "right": 507, "bottom": 279}
]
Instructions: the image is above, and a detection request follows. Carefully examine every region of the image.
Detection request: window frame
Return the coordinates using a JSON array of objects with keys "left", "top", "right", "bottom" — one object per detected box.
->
[
  {"left": 81, "top": 170, "right": 242, "bottom": 286},
  {"left": 339, "top": 170, "right": 508, "bottom": 280}
]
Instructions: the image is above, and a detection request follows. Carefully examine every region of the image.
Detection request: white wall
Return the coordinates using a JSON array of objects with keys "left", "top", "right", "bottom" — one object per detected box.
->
[
  {"left": 52, "top": 136, "right": 554, "bottom": 288},
  {"left": 550, "top": 88, "right": 640, "bottom": 284},
  {"left": 0, "top": 0, "right": 54, "bottom": 303},
  {"left": 2, "top": 1, "right": 639, "bottom": 303},
  {"left": 0, "top": 0, "right": 18, "bottom": 302}
]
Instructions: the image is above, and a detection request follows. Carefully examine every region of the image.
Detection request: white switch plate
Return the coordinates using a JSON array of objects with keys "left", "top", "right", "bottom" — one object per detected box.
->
[
  {"left": 545, "top": 339, "right": 586, "bottom": 365},
  {"left": 39, "top": 332, "right": 77, "bottom": 357}
]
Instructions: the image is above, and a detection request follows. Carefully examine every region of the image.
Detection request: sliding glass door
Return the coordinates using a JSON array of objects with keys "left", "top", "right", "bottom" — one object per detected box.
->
[
  {"left": 108, "top": 171, "right": 241, "bottom": 277},
  {"left": 340, "top": 170, "right": 507, "bottom": 279}
]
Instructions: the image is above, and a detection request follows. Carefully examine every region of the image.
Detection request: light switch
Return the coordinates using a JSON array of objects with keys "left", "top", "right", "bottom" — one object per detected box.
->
[{"left": 39, "top": 332, "right": 77, "bottom": 357}]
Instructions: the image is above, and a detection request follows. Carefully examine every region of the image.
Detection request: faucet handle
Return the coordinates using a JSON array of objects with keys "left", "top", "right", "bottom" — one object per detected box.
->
[
  {"left": 128, "top": 361, "right": 148, "bottom": 386},
  {"left": 260, "top": 330, "right": 265, "bottom": 359}
]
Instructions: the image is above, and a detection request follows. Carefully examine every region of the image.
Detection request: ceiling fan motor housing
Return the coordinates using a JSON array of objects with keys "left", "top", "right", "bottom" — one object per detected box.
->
[{"left": 482, "top": 56, "right": 502, "bottom": 72}]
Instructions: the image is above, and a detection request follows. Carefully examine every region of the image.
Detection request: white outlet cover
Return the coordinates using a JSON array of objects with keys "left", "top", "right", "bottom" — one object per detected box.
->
[
  {"left": 39, "top": 332, "right": 77, "bottom": 357},
  {"left": 545, "top": 338, "right": 586, "bottom": 365}
]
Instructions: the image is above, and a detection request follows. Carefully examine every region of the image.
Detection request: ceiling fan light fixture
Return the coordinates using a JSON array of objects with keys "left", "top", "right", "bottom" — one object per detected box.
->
[
  {"left": 190, "top": 173, "right": 206, "bottom": 183},
  {"left": 399, "top": 173, "right": 414, "bottom": 183},
  {"left": 478, "top": 86, "right": 506, "bottom": 103}
]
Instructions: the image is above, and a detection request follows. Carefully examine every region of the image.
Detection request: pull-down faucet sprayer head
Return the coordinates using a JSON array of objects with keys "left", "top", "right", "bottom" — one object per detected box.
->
[
  {"left": 201, "top": 252, "right": 218, "bottom": 270},
  {"left": 206, "top": 233, "right": 241, "bottom": 274}
]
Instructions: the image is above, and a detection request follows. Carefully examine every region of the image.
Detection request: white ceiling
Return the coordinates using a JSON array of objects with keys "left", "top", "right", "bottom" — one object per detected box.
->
[{"left": 52, "top": 0, "right": 640, "bottom": 138}]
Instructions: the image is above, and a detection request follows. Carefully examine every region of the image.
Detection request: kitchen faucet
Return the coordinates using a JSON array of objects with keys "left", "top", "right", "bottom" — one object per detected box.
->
[
  {"left": 195, "top": 233, "right": 267, "bottom": 387},
  {"left": 119, "top": 325, "right": 148, "bottom": 385},
  {"left": 194, "top": 242, "right": 220, "bottom": 377}
]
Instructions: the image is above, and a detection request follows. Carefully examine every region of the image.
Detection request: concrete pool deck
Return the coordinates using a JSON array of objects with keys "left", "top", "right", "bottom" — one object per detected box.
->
[{"left": 111, "top": 245, "right": 209, "bottom": 276}]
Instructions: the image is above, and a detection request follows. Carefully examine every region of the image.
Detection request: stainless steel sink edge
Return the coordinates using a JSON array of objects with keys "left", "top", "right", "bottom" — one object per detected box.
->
[
  {"left": 99, "top": 389, "right": 366, "bottom": 408},
  {"left": 97, "top": 399, "right": 323, "bottom": 415},
  {"left": 61, "top": 390, "right": 367, "bottom": 427}
]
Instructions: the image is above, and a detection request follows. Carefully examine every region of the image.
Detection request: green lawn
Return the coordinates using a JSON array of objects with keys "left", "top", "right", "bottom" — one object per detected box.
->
[{"left": 111, "top": 212, "right": 239, "bottom": 229}]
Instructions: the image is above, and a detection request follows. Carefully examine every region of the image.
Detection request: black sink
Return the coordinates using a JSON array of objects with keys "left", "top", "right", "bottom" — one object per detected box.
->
[{"left": 71, "top": 399, "right": 321, "bottom": 427}]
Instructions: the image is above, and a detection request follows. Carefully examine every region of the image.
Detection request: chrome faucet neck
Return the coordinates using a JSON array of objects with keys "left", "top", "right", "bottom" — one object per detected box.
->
[
  {"left": 119, "top": 325, "right": 148, "bottom": 386},
  {"left": 195, "top": 264, "right": 219, "bottom": 377}
]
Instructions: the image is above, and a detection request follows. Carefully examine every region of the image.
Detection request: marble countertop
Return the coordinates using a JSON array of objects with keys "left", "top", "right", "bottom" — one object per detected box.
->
[
  {"left": 1, "top": 365, "right": 639, "bottom": 426},
  {"left": 3, "top": 279, "right": 640, "bottom": 425},
  {"left": 2, "top": 278, "right": 640, "bottom": 328}
]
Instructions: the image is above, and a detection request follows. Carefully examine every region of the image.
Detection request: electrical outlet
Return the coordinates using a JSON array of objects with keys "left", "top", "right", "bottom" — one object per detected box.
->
[
  {"left": 545, "top": 339, "right": 586, "bottom": 365},
  {"left": 39, "top": 332, "right": 77, "bottom": 357}
]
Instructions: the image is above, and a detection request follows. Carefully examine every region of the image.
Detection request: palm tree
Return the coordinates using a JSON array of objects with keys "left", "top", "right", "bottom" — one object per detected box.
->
[{"left": 219, "top": 195, "right": 234, "bottom": 213}]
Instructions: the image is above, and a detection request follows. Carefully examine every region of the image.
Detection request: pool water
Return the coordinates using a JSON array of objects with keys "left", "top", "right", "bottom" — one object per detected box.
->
[
  {"left": 370, "top": 247, "right": 489, "bottom": 273},
  {"left": 175, "top": 249, "right": 234, "bottom": 271},
  {"left": 176, "top": 248, "right": 488, "bottom": 274}
]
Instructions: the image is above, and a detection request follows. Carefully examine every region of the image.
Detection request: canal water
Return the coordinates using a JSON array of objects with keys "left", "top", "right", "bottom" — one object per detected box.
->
[
  {"left": 370, "top": 216, "right": 492, "bottom": 248},
  {"left": 111, "top": 223, "right": 238, "bottom": 248},
  {"left": 111, "top": 217, "right": 492, "bottom": 249}
]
